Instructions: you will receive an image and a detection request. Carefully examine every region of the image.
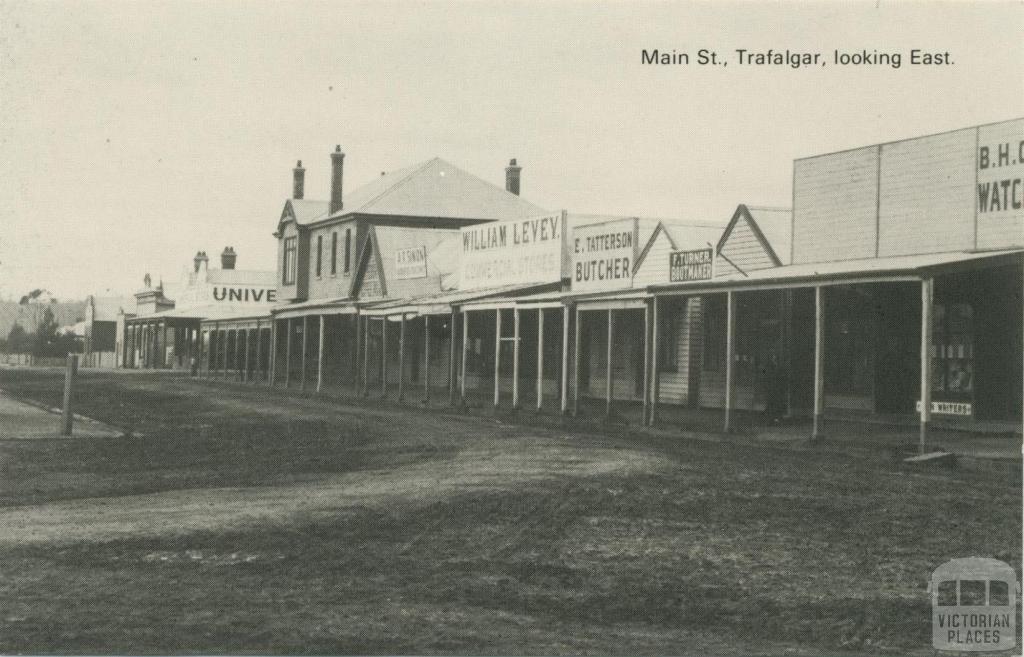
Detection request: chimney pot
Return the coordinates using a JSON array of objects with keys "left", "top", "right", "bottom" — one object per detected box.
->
[
  {"left": 193, "top": 250, "right": 209, "bottom": 273},
  {"left": 330, "top": 145, "right": 345, "bottom": 215},
  {"left": 221, "top": 247, "right": 237, "bottom": 270},
  {"left": 505, "top": 158, "right": 522, "bottom": 196},
  {"left": 292, "top": 160, "right": 305, "bottom": 199}
]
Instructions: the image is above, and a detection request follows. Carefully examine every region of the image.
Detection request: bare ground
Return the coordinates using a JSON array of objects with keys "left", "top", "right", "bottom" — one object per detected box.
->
[{"left": 0, "top": 368, "right": 1019, "bottom": 655}]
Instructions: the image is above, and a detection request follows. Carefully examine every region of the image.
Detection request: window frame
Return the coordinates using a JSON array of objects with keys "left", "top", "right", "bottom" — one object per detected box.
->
[
  {"left": 282, "top": 236, "right": 297, "bottom": 285},
  {"left": 330, "top": 231, "right": 338, "bottom": 276},
  {"left": 315, "top": 234, "right": 323, "bottom": 278}
]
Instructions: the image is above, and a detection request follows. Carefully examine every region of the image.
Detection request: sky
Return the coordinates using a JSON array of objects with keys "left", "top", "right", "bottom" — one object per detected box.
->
[{"left": 1, "top": 0, "right": 1022, "bottom": 301}]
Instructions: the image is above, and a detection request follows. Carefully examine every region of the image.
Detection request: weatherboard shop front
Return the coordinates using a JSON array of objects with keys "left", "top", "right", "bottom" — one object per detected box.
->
[
  {"left": 648, "top": 118, "right": 1024, "bottom": 443},
  {"left": 452, "top": 211, "right": 571, "bottom": 411}
]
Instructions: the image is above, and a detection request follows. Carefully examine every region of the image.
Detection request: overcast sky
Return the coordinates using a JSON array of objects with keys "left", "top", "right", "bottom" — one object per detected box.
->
[{"left": 1, "top": 1, "right": 1022, "bottom": 300}]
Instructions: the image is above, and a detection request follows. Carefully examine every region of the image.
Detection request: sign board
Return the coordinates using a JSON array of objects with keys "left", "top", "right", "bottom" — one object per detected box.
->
[
  {"left": 669, "top": 248, "right": 713, "bottom": 282},
  {"left": 916, "top": 400, "right": 972, "bottom": 416},
  {"left": 459, "top": 211, "right": 566, "bottom": 290},
  {"left": 395, "top": 246, "right": 427, "bottom": 280},
  {"left": 571, "top": 218, "right": 638, "bottom": 292}
]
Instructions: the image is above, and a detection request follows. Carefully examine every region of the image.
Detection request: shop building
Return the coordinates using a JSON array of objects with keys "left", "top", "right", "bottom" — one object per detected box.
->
[
  {"left": 123, "top": 248, "right": 276, "bottom": 371},
  {"left": 645, "top": 118, "right": 1023, "bottom": 441},
  {"left": 266, "top": 148, "right": 547, "bottom": 395}
]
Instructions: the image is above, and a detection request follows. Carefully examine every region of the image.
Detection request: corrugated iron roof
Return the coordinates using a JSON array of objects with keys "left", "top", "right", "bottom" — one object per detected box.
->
[
  {"left": 745, "top": 206, "right": 792, "bottom": 265},
  {"left": 324, "top": 158, "right": 547, "bottom": 222}
]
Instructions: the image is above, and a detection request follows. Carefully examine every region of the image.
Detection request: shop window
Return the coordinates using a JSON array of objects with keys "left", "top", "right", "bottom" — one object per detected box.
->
[
  {"left": 315, "top": 235, "right": 323, "bottom": 277},
  {"left": 330, "top": 232, "right": 338, "bottom": 275},
  {"left": 283, "top": 237, "right": 297, "bottom": 285},
  {"left": 931, "top": 303, "right": 973, "bottom": 396},
  {"left": 658, "top": 306, "right": 679, "bottom": 373},
  {"left": 344, "top": 229, "right": 352, "bottom": 273},
  {"left": 703, "top": 296, "right": 726, "bottom": 372},
  {"left": 825, "top": 288, "right": 874, "bottom": 396}
]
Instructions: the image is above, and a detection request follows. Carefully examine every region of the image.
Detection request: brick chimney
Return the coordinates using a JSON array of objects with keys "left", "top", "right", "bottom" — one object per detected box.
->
[
  {"left": 505, "top": 158, "right": 522, "bottom": 196},
  {"left": 330, "top": 145, "right": 345, "bottom": 215},
  {"left": 221, "top": 247, "right": 236, "bottom": 270},
  {"left": 193, "top": 250, "right": 209, "bottom": 273},
  {"left": 292, "top": 160, "right": 305, "bottom": 200}
]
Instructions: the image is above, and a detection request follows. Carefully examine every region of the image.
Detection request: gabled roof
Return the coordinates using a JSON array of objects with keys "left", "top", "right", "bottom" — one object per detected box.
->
[
  {"left": 327, "top": 158, "right": 547, "bottom": 222},
  {"left": 278, "top": 198, "right": 330, "bottom": 230},
  {"left": 350, "top": 225, "right": 460, "bottom": 301},
  {"left": 747, "top": 207, "right": 793, "bottom": 266},
  {"left": 633, "top": 220, "right": 725, "bottom": 272},
  {"left": 716, "top": 204, "right": 792, "bottom": 266}
]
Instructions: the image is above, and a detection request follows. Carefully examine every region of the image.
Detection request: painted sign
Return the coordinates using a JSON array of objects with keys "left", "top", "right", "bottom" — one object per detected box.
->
[
  {"left": 211, "top": 287, "right": 277, "bottom": 303},
  {"left": 669, "top": 248, "right": 713, "bottom": 282},
  {"left": 916, "top": 400, "right": 972, "bottom": 416},
  {"left": 571, "top": 218, "right": 638, "bottom": 292},
  {"left": 977, "top": 135, "right": 1024, "bottom": 215},
  {"left": 459, "top": 211, "right": 566, "bottom": 290},
  {"left": 395, "top": 246, "right": 427, "bottom": 280}
]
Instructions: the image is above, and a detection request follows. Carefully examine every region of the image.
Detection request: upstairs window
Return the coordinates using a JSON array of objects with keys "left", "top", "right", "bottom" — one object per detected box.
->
[
  {"left": 330, "top": 232, "right": 338, "bottom": 275},
  {"left": 344, "top": 228, "right": 352, "bottom": 273},
  {"left": 283, "top": 237, "right": 297, "bottom": 285},
  {"left": 315, "top": 235, "right": 323, "bottom": 277}
]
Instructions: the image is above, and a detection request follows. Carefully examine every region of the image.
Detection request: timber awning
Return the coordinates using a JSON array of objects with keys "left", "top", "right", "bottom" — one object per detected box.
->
[
  {"left": 361, "top": 283, "right": 559, "bottom": 318},
  {"left": 272, "top": 297, "right": 359, "bottom": 319},
  {"left": 648, "top": 248, "right": 1024, "bottom": 296}
]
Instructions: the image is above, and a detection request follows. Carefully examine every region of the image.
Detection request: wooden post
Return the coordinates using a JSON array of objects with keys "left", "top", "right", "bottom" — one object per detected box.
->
[
  {"left": 536, "top": 308, "right": 544, "bottom": 412},
  {"left": 61, "top": 354, "right": 76, "bottom": 436},
  {"left": 642, "top": 300, "right": 651, "bottom": 424},
  {"left": 512, "top": 308, "right": 520, "bottom": 409},
  {"left": 724, "top": 291, "right": 736, "bottom": 432},
  {"left": 284, "top": 318, "right": 292, "bottom": 388},
  {"left": 197, "top": 328, "right": 205, "bottom": 377},
  {"left": 812, "top": 286, "right": 825, "bottom": 441},
  {"left": 354, "top": 311, "right": 362, "bottom": 388},
  {"left": 461, "top": 310, "right": 469, "bottom": 404},
  {"left": 423, "top": 314, "right": 431, "bottom": 402},
  {"left": 573, "top": 306, "right": 581, "bottom": 416},
  {"left": 919, "top": 277, "right": 934, "bottom": 455},
  {"left": 448, "top": 309, "right": 457, "bottom": 406},
  {"left": 243, "top": 326, "right": 251, "bottom": 382},
  {"left": 605, "top": 309, "right": 614, "bottom": 420},
  {"left": 221, "top": 328, "right": 228, "bottom": 378},
  {"left": 269, "top": 320, "right": 278, "bottom": 386},
  {"left": 255, "top": 321, "right": 262, "bottom": 382},
  {"left": 494, "top": 309, "right": 502, "bottom": 407},
  {"left": 650, "top": 297, "right": 660, "bottom": 427},
  {"left": 362, "top": 316, "right": 370, "bottom": 397},
  {"left": 317, "top": 315, "right": 326, "bottom": 393},
  {"left": 398, "top": 314, "right": 406, "bottom": 401},
  {"left": 162, "top": 322, "right": 168, "bottom": 369},
  {"left": 235, "top": 329, "right": 243, "bottom": 381},
  {"left": 300, "top": 316, "right": 308, "bottom": 391},
  {"left": 380, "top": 317, "right": 388, "bottom": 397},
  {"left": 560, "top": 306, "right": 570, "bottom": 415}
]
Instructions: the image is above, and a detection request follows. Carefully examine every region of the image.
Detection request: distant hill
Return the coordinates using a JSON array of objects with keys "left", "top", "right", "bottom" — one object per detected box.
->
[{"left": 0, "top": 300, "right": 87, "bottom": 341}]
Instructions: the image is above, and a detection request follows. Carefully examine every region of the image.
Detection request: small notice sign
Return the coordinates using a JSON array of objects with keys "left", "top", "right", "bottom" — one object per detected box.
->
[
  {"left": 916, "top": 400, "right": 972, "bottom": 416},
  {"left": 395, "top": 246, "right": 427, "bottom": 280},
  {"left": 669, "top": 248, "right": 713, "bottom": 282}
]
